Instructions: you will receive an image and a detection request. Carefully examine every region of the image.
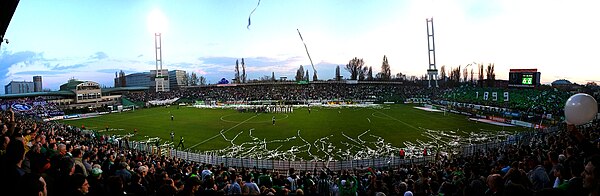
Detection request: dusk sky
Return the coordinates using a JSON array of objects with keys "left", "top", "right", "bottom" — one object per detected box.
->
[{"left": 1, "top": 0, "right": 599, "bottom": 92}]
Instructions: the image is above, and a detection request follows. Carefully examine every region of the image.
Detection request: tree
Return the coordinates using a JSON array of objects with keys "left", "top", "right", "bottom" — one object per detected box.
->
[
  {"left": 379, "top": 55, "right": 391, "bottom": 80},
  {"left": 463, "top": 64, "right": 470, "bottom": 83},
  {"left": 183, "top": 73, "right": 190, "bottom": 86},
  {"left": 295, "top": 65, "right": 305, "bottom": 81},
  {"left": 335, "top": 65, "right": 341, "bottom": 81},
  {"left": 586, "top": 81, "right": 598, "bottom": 87},
  {"left": 478, "top": 63, "right": 484, "bottom": 86},
  {"left": 447, "top": 66, "right": 461, "bottom": 86},
  {"left": 470, "top": 68, "right": 474, "bottom": 84},
  {"left": 394, "top": 72, "right": 405, "bottom": 80},
  {"left": 367, "top": 66, "right": 373, "bottom": 80},
  {"left": 408, "top": 75, "right": 418, "bottom": 81},
  {"left": 259, "top": 75, "right": 271, "bottom": 81},
  {"left": 486, "top": 63, "right": 495, "bottom": 87},
  {"left": 199, "top": 75, "right": 206, "bottom": 85},
  {"left": 271, "top": 72, "right": 276, "bottom": 81},
  {"left": 454, "top": 66, "right": 461, "bottom": 83},
  {"left": 313, "top": 72, "right": 318, "bottom": 81},
  {"left": 439, "top": 65, "right": 446, "bottom": 82},
  {"left": 305, "top": 70, "right": 310, "bottom": 81},
  {"left": 234, "top": 60, "right": 240, "bottom": 84},
  {"left": 190, "top": 72, "right": 199, "bottom": 86},
  {"left": 241, "top": 58, "right": 246, "bottom": 83},
  {"left": 344, "top": 57, "right": 365, "bottom": 80},
  {"left": 358, "top": 66, "right": 368, "bottom": 81}
]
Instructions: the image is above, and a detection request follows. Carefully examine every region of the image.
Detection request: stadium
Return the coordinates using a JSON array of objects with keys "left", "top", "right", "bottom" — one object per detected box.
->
[{"left": 2, "top": 1, "right": 600, "bottom": 196}]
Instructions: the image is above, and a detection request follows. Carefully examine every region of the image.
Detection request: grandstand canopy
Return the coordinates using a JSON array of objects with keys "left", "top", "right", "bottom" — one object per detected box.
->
[
  {"left": 59, "top": 79, "right": 86, "bottom": 91},
  {"left": 0, "top": 91, "right": 75, "bottom": 99},
  {"left": 0, "top": 0, "right": 19, "bottom": 46},
  {"left": 102, "top": 86, "right": 149, "bottom": 94}
]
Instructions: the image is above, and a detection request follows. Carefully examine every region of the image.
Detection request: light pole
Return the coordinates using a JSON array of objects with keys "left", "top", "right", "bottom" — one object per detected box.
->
[{"left": 148, "top": 9, "right": 169, "bottom": 92}]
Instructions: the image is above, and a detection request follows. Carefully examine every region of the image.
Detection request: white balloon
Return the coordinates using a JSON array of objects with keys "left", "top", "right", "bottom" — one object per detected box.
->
[{"left": 564, "top": 93, "right": 598, "bottom": 125}]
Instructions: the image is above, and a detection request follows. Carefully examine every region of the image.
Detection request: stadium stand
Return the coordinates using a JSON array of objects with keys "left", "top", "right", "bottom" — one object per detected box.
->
[{"left": 0, "top": 84, "right": 599, "bottom": 196}]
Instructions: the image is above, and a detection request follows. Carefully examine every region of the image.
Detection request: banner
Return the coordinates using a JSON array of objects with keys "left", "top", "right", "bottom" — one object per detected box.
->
[{"left": 11, "top": 103, "right": 32, "bottom": 111}]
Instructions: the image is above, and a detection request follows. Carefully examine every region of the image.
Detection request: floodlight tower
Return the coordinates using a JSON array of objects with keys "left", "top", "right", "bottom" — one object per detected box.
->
[
  {"left": 154, "top": 33, "right": 168, "bottom": 92},
  {"left": 426, "top": 18, "right": 439, "bottom": 88}
]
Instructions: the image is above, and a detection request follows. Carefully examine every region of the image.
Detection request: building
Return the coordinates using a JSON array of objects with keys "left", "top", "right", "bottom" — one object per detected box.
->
[
  {"left": 5, "top": 81, "right": 34, "bottom": 94},
  {"left": 33, "top": 76, "right": 42, "bottom": 92},
  {"left": 169, "top": 70, "right": 187, "bottom": 89},
  {"left": 114, "top": 70, "right": 126, "bottom": 87},
  {"left": 5, "top": 76, "right": 43, "bottom": 94},
  {"left": 551, "top": 79, "right": 572, "bottom": 86},
  {"left": 551, "top": 79, "right": 581, "bottom": 91},
  {"left": 125, "top": 72, "right": 153, "bottom": 87},
  {"left": 60, "top": 79, "right": 103, "bottom": 104},
  {"left": 116, "top": 70, "right": 187, "bottom": 90}
]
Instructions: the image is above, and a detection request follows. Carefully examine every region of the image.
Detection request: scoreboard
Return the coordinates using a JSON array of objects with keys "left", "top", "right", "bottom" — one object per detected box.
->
[{"left": 509, "top": 69, "right": 540, "bottom": 88}]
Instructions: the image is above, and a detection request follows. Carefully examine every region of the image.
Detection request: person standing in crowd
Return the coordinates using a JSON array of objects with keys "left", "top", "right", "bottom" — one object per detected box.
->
[
  {"left": 177, "top": 136, "right": 185, "bottom": 149},
  {"left": 258, "top": 168, "right": 273, "bottom": 188},
  {"left": 201, "top": 164, "right": 213, "bottom": 180},
  {"left": 583, "top": 155, "right": 600, "bottom": 196},
  {"left": 69, "top": 173, "right": 90, "bottom": 196},
  {"left": 399, "top": 148, "right": 405, "bottom": 159},
  {"left": 170, "top": 131, "right": 175, "bottom": 142}
]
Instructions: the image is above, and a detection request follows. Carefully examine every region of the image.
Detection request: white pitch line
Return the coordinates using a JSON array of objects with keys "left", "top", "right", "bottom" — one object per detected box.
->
[
  {"left": 185, "top": 114, "right": 259, "bottom": 150},
  {"left": 370, "top": 109, "right": 420, "bottom": 131},
  {"left": 367, "top": 118, "right": 371, "bottom": 123}
]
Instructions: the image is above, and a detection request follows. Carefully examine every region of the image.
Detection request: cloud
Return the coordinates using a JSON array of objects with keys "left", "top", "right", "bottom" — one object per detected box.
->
[
  {"left": 0, "top": 50, "right": 158, "bottom": 92},
  {"left": 15, "top": 70, "right": 68, "bottom": 75},
  {"left": 51, "top": 63, "right": 87, "bottom": 70},
  {"left": 89, "top": 51, "right": 108, "bottom": 60},
  {"left": 0, "top": 51, "right": 41, "bottom": 76},
  {"left": 96, "top": 69, "right": 138, "bottom": 74}
]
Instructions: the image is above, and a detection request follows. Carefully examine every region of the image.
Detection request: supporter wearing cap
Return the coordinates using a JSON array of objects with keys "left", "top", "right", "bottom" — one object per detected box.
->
[{"left": 87, "top": 167, "right": 106, "bottom": 196}]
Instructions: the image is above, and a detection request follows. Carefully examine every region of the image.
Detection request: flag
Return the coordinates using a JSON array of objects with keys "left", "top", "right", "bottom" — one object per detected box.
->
[{"left": 247, "top": 0, "right": 261, "bottom": 29}]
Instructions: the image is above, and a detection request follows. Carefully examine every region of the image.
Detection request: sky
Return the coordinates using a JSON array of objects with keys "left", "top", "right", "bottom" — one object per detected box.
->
[{"left": 1, "top": 0, "right": 599, "bottom": 92}]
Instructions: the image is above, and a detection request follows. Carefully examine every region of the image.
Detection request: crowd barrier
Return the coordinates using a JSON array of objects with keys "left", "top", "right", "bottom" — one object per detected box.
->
[{"left": 123, "top": 126, "right": 559, "bottom": 171}]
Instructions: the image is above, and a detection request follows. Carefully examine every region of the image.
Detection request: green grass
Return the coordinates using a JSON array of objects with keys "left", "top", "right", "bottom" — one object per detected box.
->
[{"left": 61, "top": 104, "right": 528, "bottom": 160}]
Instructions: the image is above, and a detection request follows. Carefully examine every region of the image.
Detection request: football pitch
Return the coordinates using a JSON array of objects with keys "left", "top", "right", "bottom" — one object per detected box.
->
[{"left": 62, "top": 104, "right": 528, "bottom": 160}]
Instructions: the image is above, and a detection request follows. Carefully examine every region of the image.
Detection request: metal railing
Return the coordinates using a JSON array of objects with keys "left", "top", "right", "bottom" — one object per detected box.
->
[{"left": 126, "top": 126, "right": 559, "bottom": 171}]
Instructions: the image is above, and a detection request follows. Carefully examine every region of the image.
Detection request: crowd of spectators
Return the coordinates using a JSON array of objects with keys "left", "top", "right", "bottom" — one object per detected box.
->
[
  {"left": 441, "top": 86, "right": 572, "bottom": 117},
  {"left": 124, "top": 83, "right": 440, "bottom": 104},
  {"left": 0, "top": 97, "right": 64, "bottom": 117},
  {"left": 2, "top": 83, "right": 600, "bottom": 196},
  {"left": 1, "top": 97, "right": 600, "bottom": 195}
]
